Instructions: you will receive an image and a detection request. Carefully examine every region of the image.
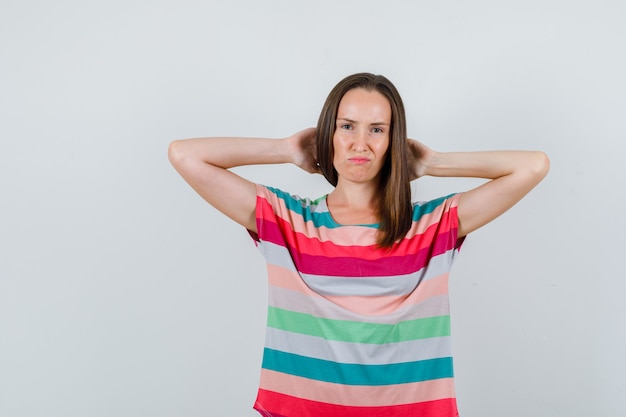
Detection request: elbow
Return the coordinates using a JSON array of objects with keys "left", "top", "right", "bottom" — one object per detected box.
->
[
  {"left": 533, "top": 151, "right": 550, "bottom": 179},
  {"left": 168, "top": 139, "right": 186, "bottom": 169},
  {"left": 520, "top": 151, "right": 550, "bottom": 185}
]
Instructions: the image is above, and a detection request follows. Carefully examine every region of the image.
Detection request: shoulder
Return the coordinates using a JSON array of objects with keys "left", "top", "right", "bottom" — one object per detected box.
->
[
  {"left": 256, "top": 185, "right": 329, "bottom": 222},
  {"left": 255, "top": 185, "right": 337, "bottom": 239},
  {"left": 412, "top": 193, "right": 463, "bottom": 220},
  {"left": 405, "top": 193, "right": 465, "bottom": 249},
  {"left": 256, "top": 184, "right": 321, "bottom": 208}
]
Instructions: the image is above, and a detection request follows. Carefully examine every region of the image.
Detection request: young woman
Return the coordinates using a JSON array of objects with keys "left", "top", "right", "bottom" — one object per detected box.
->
[{"left": 168, "top": 73, "right": 549, "bottom": 417}]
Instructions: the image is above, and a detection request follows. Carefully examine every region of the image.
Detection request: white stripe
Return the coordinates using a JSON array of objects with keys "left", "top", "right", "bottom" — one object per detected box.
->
[
  {"left": 260, "top": 240, "right": 455, "bottom": 297},
  {"left": 264, "top": 327, "right": 453, "bottom": 365},
  {"left": 269, "top": 285, "right": 450, "bottom": 324}
]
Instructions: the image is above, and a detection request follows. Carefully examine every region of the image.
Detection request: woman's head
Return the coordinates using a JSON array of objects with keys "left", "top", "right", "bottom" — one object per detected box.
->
[
  {"left": 316, "top": 73, "right": 408, "bottom": 187},
  {"left": 316, "top": 73, "right": 412, "bottom": 247}
]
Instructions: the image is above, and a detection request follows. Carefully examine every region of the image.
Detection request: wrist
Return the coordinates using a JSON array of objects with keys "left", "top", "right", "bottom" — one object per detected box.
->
[
  {"left": 282, "top": 136, "right": 299, "bottom": 165},
  {"left": 421, "top": 151, "right": 440, "bottom": 176}
]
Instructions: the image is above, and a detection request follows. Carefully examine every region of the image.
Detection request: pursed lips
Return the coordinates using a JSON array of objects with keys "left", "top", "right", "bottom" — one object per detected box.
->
[{"left": 348, "top": 157, "right": 370, "bottom": 164}]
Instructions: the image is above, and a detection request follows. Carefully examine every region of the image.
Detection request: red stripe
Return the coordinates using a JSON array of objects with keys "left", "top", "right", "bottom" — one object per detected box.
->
[
  {"left": 254, "top": 389, "right": 458, "bottom": 417},
  {"left": 259, "top": 221, "right": 458, "bottom": 277},
  {"left": 293, "top": 244, "right": 448, "bottom": 276},
  {"left": 257, "top": 195, "right": 460, "bottom": 276},
  {"left": 258, "top": 197, "right": 458, "bottom": 259}
]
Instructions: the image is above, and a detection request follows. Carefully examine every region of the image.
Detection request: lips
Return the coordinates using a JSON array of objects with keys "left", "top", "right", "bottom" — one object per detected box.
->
[{"left": 348, "top": 157, "right": 370, "bottom": 164}]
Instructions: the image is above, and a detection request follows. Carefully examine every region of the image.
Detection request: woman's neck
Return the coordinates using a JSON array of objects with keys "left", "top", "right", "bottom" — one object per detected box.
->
[{"left": 327, "top": 181, "right": 380, "bottom": 225}]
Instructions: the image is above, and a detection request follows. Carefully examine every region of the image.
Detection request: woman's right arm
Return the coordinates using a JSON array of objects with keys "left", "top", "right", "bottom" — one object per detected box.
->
[{"left": 168, "top": 128, "right": 318, "bottom": 233}]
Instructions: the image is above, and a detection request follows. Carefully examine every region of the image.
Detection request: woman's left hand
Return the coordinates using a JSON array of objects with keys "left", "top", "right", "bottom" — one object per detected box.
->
[{"left": 407, "top": 138, "right": 436, "bottom": 180}]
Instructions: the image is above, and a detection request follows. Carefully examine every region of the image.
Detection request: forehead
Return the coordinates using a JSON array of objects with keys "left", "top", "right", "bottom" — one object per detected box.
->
[{"left": 337, "top": 88, "right": 391, "bottom": 121}]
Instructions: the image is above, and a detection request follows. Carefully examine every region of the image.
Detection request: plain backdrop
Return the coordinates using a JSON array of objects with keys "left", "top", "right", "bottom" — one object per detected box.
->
[{"left": 1, "top": 1, "right": 624, "bottom": 416}]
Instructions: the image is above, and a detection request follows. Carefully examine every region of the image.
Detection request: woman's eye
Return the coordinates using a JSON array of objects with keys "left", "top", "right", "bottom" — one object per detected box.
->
[
  {"left": 341, "top": 124, "right": 352, "bottom": 130},
  {"left": 372, "top": 127, "right": 383, "bottom": 133}
]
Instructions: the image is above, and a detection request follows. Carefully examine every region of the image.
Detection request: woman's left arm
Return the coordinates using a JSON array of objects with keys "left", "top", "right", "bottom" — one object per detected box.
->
[{"left": 409, "top": 140, "right": 550, "bottom": 237}]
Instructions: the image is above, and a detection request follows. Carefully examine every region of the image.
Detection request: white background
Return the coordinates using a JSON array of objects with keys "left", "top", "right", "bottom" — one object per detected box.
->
[{"left": 1, "top": 1, "right": 624, "bottom": 416}]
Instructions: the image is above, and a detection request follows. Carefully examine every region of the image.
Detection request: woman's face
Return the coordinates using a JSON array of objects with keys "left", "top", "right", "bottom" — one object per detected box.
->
[{"left": 332, "top": 88, "right": 391, "bottom": 187}]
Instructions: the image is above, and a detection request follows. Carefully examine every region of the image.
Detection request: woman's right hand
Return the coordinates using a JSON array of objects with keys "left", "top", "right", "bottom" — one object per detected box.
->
[{"left": 287, "top": 128, "right": 321, "bottom": 174}]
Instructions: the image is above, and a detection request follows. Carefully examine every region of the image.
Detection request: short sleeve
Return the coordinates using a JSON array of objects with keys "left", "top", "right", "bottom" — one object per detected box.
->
[
  {"left": 247, "top": 184, "right": 299, "bottom": 249},
  {"left": 247, "top": 184, "right": 273, "bottom": 244},
  {"left": 444, "top": 192, "right": 465, "bottom": 251},
  {"left": 411, "top": 192, "right": 466, "bottom": 261}
]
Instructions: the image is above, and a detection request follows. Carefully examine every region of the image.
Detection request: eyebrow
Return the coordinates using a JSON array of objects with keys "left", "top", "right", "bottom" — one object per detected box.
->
[{"left": 336, "top": 117, "right": 390, "bottom": 126}]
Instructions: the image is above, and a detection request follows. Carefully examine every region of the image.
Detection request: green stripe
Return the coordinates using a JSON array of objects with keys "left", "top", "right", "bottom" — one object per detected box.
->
[
  {"left": 267, "top": 307, "right": 450, "bottom": 344},
  {"left": 262, "top": 348, "right": 453, "bottom": 385}
]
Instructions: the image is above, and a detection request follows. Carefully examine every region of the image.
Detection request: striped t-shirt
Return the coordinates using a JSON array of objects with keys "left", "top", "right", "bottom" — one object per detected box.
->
[{"left": 250, "top": 184, "right": 465, "bottom": 417}]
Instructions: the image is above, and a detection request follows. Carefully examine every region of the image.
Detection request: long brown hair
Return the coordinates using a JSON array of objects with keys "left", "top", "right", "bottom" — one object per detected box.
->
[{"left": 316, "top": 73, "right": 412, "bottom": 248}]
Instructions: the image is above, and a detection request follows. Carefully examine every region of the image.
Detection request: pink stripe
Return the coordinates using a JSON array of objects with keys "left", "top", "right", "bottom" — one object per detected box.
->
[
  {"left": 267, "top": 264, "right": 449, "bottom": 316},
  {"left": 323, "top": 273, "right": 450, "bottom": 315},
  {"left": 260, "top": 218, "right": 457, "bottom": 277},
  {"left": 405, "top": 194, "right": 462, "bottom": 240},
  {"left": 256, "top": 187, "right": 460, "bottom": 252},
  {"left": 266, "top": 264, "right": 322, "bottom": 297},
  {"left": 259, "top": 369, "right": 456, "bottom": 407},
  {"left": 259, "top": 200, "right": 458, "bottom": 259},
  {"left": 256, "top": 185, "right": 460, "bottom": 241},
  {"left": 291, "top": 243, "right": 449, "bottom": 276}
]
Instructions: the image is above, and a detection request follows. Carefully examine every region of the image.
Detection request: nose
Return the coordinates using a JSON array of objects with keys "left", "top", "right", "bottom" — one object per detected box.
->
[{"left": 353, "top": 129, "right": 368, "bottom": 152}]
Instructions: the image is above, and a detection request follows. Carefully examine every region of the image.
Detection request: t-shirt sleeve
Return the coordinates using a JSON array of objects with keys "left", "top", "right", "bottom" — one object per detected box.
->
[
  {"left": 446, "top": 192, "right": 465, "bottom": 251},
  {"left": 247, "top": 184, "right": 289, "bottom": 247},
  {"left": 413, "top": 192, "right": 466, "bottom": 258},
  {"left": 448, "top": 193, "right": 465, "bottom": 251}
]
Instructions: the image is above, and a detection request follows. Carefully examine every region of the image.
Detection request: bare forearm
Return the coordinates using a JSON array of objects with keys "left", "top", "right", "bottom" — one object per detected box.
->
[
  {"left": 167, "top": 136, "right": 294, "bottom": 232},
  {"left": 168, "top": 136, "right": 294, "bottom": 169},
  {"left": 167, "top": 129, "right": 317, "bottom": 232},
  {"left": 424, "top": 150, "right": 550, "bottom": 180},
  {"left": 424, "top": 150, "right": 550, "bottom": 237}
]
